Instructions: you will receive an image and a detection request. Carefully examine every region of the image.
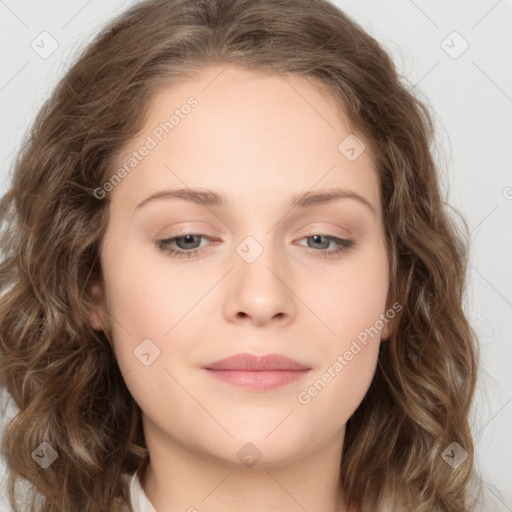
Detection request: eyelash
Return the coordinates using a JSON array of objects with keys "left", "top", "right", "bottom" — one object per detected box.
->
[{"left": 155, "top": 232, "right": 354, "bottom": 260}]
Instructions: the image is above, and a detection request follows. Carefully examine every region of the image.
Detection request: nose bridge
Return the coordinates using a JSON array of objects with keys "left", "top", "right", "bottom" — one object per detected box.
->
[
  {"left": 234, "top": 230, "right": 284, "bottom": 291},
  {"left": 230, "top": 195, "right": 281, "bottom": 270},
  {"left": 222, "top": 226, "right": 296, "bottom": 325}
]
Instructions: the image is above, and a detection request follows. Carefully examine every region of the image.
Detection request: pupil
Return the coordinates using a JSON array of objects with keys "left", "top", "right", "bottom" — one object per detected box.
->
[
  {"left": 310, "top": 235, "right": 328, "bottom": 249},
  {"left": 177, "top": 234, "right": 198, "bottom": 249}
]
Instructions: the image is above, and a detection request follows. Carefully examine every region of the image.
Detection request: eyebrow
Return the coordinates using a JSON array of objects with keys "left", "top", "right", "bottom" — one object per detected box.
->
[{"left": 135, "top": 187, "right": 376, "bottom": 214}]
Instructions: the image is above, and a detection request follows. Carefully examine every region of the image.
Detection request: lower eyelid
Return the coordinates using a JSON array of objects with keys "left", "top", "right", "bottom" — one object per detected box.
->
[{"left": 157, "top": 233, "right": 353, "bottom": 258}]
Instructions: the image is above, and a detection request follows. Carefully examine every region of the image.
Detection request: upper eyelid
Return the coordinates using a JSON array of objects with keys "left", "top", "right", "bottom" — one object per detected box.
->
[
  {"left": 160, "top": 229, "right": 350, "bottom": 237},
  {"left": 161, "top": 222, "right": 352, "bottom": 238},
  {"left": 160, "top": 232, "right": 351, "bottom": 245}
]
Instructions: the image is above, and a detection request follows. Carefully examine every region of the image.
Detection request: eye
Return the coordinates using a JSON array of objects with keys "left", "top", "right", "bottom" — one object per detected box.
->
[
  {"left": 296, "top": 233, "right": 354, "bottom": 259},
  {"left": 155, "top": 232, "right": 354, "bottom": 260},
  {"left": 155, "top": 233, "right": 213, "bottom": 259}
]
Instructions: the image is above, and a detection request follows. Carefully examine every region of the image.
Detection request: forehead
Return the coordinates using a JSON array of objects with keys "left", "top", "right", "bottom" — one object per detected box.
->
[{"left": 109, "top": 65, "right": 381, "bottom": 216}]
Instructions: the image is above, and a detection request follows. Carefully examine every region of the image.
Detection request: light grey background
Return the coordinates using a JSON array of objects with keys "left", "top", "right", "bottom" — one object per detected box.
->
[{"left": 1, "top": 0, "right": 511, "bottom": 510}]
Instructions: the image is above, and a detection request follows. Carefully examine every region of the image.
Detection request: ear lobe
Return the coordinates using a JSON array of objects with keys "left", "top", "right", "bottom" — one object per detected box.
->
[
  {"left": 87, "top": 277, "right": 108, "bottom": 332},
  {"left": 381, "top": 320, "right": 392, "bottom": 341},
  {"left": 380, "top": 301, "right": 397, "bottom": 341}
]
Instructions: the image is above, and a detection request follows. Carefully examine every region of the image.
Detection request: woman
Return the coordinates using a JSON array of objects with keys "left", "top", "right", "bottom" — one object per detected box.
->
[{"left": 0, "top": 0, "right": 481, "bottom": 510}]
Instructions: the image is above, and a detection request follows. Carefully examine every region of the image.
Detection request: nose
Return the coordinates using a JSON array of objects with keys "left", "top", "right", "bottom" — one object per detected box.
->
[{"left": 222, "top": 239, "right": 297, "bottom": 328}]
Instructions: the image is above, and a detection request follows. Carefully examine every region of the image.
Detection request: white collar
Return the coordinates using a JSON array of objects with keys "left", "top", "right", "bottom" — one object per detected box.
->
[{"left": 127, "top": 470, "right": 158, "bottom": 512}]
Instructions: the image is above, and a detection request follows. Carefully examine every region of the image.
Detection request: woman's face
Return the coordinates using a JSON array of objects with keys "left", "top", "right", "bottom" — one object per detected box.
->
[{"left": 89, "top": 65, "right": 391, "bottom": 468}]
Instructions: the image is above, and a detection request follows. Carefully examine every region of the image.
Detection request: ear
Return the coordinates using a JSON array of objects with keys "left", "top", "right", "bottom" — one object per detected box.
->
[
  {"left": 87, "top": 276, "right": 109, "bottom": 332},
  {"left": 380, "top": 299, "right": 399, "bottom": 342},
  {"left": 381, "top": 318, "right": 392, "bottom": 341}
]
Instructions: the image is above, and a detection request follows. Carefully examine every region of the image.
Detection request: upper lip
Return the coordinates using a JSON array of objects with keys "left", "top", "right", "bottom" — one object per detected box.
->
[{"left": 204, "top": 353, "right": 311, "bottom": 371}]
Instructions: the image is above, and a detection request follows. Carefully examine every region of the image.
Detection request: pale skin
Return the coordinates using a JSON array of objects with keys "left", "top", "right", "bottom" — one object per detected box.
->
[{"left": 88, "top": 65, "right": 392, "bottom": 512}]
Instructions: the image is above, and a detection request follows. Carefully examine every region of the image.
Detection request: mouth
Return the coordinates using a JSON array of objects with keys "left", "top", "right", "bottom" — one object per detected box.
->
[
  {"left": 202, "top": 353, "right": 311, "bottom": 391},
  {"left": 203, "top": 369, "right": 311, "bottom": 390}
]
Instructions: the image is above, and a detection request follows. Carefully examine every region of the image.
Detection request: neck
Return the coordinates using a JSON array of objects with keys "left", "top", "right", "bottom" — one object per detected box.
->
[{"left": 140, "top": 417, "right": 349, "bottom": 512}]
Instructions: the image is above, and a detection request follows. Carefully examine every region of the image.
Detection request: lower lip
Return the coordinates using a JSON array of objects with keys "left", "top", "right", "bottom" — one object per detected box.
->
[{"left": 203, "top": 369, "right": 311, "bottom": 390}]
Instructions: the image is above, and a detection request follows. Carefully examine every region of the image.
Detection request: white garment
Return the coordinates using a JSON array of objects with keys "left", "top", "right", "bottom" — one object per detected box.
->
[{"left": 126, "top": 470, "right": 158, "bottom": 512}]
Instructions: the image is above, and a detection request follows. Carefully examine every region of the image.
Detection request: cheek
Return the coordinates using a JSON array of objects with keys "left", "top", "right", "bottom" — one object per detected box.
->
[
  {"left": 101, "top": 239, "right": 215, "bottom": 397},
  {"left": 296, "top": 250, "right": 388, "bottom": 424},
  {"left": 103, "top": 235, "right": 191, "bottom": 334},
  {"left": 102, "top": 256, "right": 183, "bottom": 410},
  {"left": 300, "top": 241, "right": 388, "bottom": 409},
  {"left": 309, "top": 241, "right": 390, "bottom": 342},
  {"left": 100, "top": 241, "right": 173, "bottom": 372}
]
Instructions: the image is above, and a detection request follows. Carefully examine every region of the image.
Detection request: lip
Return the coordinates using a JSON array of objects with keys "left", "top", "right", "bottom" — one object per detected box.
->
[
  {"left": 204, "top": 353, "right": 310, "bottom": 371},
  {"left": 202, "top": 353, "right": 311, "bottom": 391}
]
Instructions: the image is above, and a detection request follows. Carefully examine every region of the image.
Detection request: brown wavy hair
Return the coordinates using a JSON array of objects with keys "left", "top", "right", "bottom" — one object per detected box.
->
[{"left": 0, "top": 0, "right": 482, "bottom": 510}]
